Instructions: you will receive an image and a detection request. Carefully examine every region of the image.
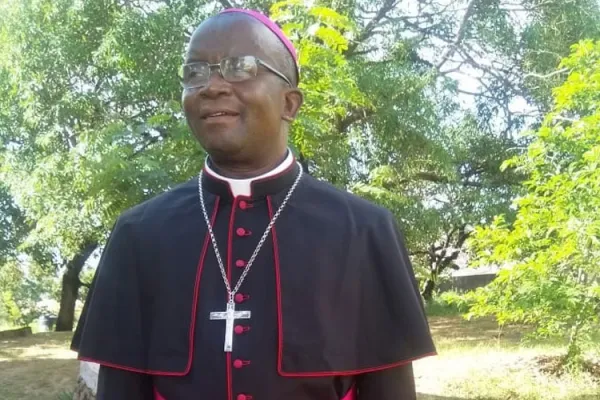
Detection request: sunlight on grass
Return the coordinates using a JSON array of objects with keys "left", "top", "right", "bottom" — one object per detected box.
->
[
  {"left": 414, "top": 316, "right": 600, "bottom": 400},
  {"left": 0, "top": 319, "right": 598, "bottom": 399},
  {"left": 0, "top": 332, "right": 74, "bottom": 361},
  {"left": 0, "top": 332, "right": 77, "bottom": 400}
]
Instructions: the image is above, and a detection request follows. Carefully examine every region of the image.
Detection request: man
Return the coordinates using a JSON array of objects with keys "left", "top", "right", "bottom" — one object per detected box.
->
[{"left": 72, "top": 8, "right": 436, "bottom": 400}]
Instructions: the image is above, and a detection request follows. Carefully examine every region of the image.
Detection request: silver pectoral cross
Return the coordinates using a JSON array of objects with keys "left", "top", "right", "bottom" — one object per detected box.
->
[{"left": 209, "top": 300, "right": 251, "bottom": 352}]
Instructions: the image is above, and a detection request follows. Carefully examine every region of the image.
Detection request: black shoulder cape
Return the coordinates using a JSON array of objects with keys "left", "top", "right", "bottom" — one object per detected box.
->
[{"left": 72, "top": 165, "right": 436, "bottom": 376}]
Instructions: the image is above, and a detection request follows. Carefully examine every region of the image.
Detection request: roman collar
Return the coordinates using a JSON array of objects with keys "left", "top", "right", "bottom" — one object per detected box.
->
[{"left": 201, "top": 150, "right": 300, "bottom": 200}]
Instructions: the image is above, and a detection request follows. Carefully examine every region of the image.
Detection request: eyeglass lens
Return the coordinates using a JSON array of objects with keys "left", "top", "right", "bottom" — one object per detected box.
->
[{"left": 182, "top": 56, "right": 258, "bottom": 88}]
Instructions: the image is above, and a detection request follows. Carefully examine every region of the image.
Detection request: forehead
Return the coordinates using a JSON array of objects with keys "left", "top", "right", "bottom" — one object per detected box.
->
[{"left": 185, "top": 15, "right": 280, "bottom": 64}]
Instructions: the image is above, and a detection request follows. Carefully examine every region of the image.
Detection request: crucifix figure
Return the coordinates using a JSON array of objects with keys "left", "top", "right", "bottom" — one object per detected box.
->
[{"left": 210, "top": 300, "right": 251, "bottom": 352}]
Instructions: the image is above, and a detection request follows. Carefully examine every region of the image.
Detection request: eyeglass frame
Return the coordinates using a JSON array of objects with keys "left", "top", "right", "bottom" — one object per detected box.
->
[{"left": 180, "top": 55, "right": 293, "bottom": 90}]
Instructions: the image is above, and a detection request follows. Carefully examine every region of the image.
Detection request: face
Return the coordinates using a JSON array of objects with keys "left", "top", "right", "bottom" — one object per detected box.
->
[{"left": 182, "top": 15, "right": 302, "bottom": 163}]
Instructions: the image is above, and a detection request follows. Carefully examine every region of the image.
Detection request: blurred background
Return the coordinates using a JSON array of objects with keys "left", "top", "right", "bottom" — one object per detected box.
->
[{"left": 0, "top": 0, "right": 599, "bottom": 399}]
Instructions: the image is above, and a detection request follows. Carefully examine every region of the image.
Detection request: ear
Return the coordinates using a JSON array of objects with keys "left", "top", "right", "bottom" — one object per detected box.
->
[{"left": 282, "top": 88, "right": 303, "bottom": 122}]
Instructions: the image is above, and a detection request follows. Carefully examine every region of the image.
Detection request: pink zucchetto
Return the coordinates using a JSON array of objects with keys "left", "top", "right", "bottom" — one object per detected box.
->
[{"left": 219, "top": 8, "right": 299, "bottom": 81}]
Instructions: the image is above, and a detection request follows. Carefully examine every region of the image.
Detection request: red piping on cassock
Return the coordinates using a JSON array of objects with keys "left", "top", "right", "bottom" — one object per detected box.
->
[
  {"left": 78, "top": 197, "right": 221, "bottom": 376},
  {"left": 268, "top": 196, "right": 437, "bottom": 377},
  {"left": 266, "top": 197, "right": 286, "bottom": 378}
]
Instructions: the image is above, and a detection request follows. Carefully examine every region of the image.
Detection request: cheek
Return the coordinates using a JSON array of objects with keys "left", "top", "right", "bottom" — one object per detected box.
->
[
  {"left": 238, "top": 80, "right": 280, "bottom": 114},
  {"left": 243, "top": 91, "right": 282, "bottom": 125},
  {"left": 182, "top": 90, "right": 196, "bottom": 115}
]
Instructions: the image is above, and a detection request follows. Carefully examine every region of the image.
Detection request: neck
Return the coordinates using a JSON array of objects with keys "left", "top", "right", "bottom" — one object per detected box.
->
[{"left": 209, "top": 149, "right": 288, "bottom": 179}]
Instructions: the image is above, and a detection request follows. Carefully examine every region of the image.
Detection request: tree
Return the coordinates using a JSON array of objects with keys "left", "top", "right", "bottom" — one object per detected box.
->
[
  {"left": 0, "top": 183, "right": 30, "bottom": 327},
  {"left": 0, "top": 0, "right": 364, "bottom": 330},
  {"left": 336, "top": 0, "right": 600, "bottom": 297},
  {"left": 0, "top": 0, "right": 206, "bottom": 330},
  {"left": 1, "top": 0, "right": 599, "bottom": 328},
  {"left": 468, "top": 40, "right": 600, "bottom": 364},
  {"left": 0, "top": 183, "right": 27, "bottom": 265},
  {"left": 0, "top": 258, "right": 55, "bottom": 327}
]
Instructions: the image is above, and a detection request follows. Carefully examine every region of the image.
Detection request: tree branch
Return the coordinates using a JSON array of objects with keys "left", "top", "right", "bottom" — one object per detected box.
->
[
  {"left": 217, "top": 0, "right": 234, "bottom": 9},
  {"left": 78, "top": 279, "right": 92, "bottom": 289},
  {"left": 337, "top": 107, "right": 373, "bottom": 133},
  {"left": 524, "top": 68, "right": 568, "bottom": 80},
  {"left": 435, "top": 0, "right": 478, "bottom": 71},
  {"left": 346, "top": 0, "right": 399, "bottom": 56},
  {"left": 415, "top": 171, "right": 451, "bottom": 184},
  {"left": 456, "top": 88, "right": 496, "bottom": 100},
  {"left": 439, "top": 60, "right": 467, "bottom": 75},
  {"left": 348, "top": 47, "right": 380, "bottom": 57}
]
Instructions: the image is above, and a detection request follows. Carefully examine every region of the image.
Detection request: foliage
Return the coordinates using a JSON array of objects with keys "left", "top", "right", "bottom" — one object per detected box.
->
[
  {"left": 0, "top": 259, "right": 53, "bottom": 326},
  {"left": 468, "top": 40, "right": 600, "bottom": 363},
  {"left": 0, "top": 182, "right": 27, "bottom": 265},
  {"left": 56, "top": 392, "right": 75, "bottom": 400},
  {"left": 0, "top": 0, "right": 599, "bottom": 331},
  {"left": 0, "top": 0, "right": 369, "bottom": 328},
  {"left": 520, "top": 0, "right": 600, "bottom": 111},
  {"left": 341, "top": 0, "right": 600, "bottom": 296},
  {"left": 271, "top": 1, "right": 369, "bottom": 184},
  {"left": 0, "top": 0, "right": 210, "bottom": 329},
  {"left": 425, "top": 290, "right": 475, "bottom": 317}
]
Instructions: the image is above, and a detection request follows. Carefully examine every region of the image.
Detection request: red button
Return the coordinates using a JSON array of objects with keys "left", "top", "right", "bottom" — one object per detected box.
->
[
  {"left": 235, "top": 259, "right": 246, "bottom": 268},
  {"left": 236, "top": 228, "right": 246, "bottom": 236},
  {"left": 233, "top": 359, "right": 251, "bottom": 369},
  {"left": 235, "top": 293, "right": 248, "bottom": 303},
  {"left": 239, "top": 201, "right": 248, "bottom": 210},
  {"left": 237, "top": 395, "right": 252, "bottom": 400},
  {"left": 234, "top": 325, "right": 245, "bottom": 334}
]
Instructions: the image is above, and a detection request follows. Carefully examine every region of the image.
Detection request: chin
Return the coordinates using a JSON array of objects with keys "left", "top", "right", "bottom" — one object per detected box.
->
[{"left": 195, "top": 135, "right": 246, "bottom": 159}]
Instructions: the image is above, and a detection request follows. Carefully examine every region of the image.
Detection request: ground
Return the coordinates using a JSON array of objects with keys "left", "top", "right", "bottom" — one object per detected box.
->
[
  {"left": 0, "top": 331, "right": 76, "bottom": 400},
  {"left": 415, "top": 318, "right": 599, "bottom": 400},
  {"left": 0, "top": 317, "right": 598, "bottom": 400}
]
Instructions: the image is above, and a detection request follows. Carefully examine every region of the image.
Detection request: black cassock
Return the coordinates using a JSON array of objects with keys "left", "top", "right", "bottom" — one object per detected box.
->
[{"left": 72, "top": 161, "right": 436, "bottom": 400}]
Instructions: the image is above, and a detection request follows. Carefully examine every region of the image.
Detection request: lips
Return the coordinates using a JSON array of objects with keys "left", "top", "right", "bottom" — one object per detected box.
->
[{"left": 200, "top": 109, "right": 240, "bottom": 119}]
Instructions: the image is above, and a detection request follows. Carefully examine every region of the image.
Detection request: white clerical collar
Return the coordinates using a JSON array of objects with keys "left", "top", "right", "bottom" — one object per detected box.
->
[{"left": 204, "top": 150, "right": 294, "bottom": 197}]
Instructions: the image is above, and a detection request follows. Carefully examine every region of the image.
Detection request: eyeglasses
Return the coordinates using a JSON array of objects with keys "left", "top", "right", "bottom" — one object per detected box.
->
[{"left": 181, "top": 55, "right": 292, "bottom": 90}]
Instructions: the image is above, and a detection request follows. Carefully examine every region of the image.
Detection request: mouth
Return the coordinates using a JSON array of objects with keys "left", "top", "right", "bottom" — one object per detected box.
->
[{"left": 200, "top": 110, "right": 240, "bottom": 119}]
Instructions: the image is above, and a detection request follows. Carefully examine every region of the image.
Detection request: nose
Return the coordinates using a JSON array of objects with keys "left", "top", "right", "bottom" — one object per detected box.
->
[{"left": 197, "top": 68, "right": 232, "bottom": 98}]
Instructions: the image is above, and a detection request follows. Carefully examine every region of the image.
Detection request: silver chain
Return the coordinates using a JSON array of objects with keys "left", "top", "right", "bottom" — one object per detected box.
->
[{"left": 198, "top": 162, "right": 303, "bottom": 303}]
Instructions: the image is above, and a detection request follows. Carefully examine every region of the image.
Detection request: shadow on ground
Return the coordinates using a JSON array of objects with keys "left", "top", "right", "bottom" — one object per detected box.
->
[{"left": 427, "top": 316, "right": 525, "bottom": 345}]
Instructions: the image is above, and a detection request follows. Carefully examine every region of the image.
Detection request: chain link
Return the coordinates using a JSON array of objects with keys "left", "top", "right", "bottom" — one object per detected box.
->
[{"left": 198, "top": 162, "right": 304, "bottom": 302}]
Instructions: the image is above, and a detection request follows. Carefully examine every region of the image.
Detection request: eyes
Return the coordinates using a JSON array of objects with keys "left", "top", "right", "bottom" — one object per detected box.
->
[
  {"left": 181, "top": 55, "right": 292, "bottom": 89},
  {"left": 181, "top": 56, "right": 259, "bottom": 89}
]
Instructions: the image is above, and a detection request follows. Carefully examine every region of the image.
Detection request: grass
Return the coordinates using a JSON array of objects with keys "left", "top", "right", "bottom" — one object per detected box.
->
[
  {"left": 0, "top": 317, "right": 599, "bottom": 400},
  {"left": 56, "top": 391, "right": 75, "bottom": 400},
  {"left": 0, "top": 331, "right": 77, "bottom": 400},
  {"left": 414, "top": 316, "right": 600, "bottom": 400}
]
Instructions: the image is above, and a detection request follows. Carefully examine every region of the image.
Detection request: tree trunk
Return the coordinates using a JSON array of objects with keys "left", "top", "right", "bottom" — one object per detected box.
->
[
  {"left": 55, "top": 242, "right": 98, "bottom": 332},
  {"left": 420, "top": 225, "right": 471, "bottom": 301},
  {"left": 298, "top": 152, "right": 311, "bottom": 175},
  {"left": 565, "top": 318, "right": 584, "bottom": 367},
  {"left": 421, "top": 279, "right": 436, "bottom": 301}
]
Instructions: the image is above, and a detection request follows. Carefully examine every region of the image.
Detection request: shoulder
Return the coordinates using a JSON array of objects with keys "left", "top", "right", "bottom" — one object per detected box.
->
[
  {"left": 298, "top": 175, "right": 394, "bottom": 228},
  {"left": 116, "top": 177, "right": 198, "bottom": 229}
]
